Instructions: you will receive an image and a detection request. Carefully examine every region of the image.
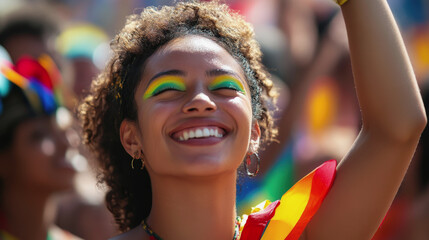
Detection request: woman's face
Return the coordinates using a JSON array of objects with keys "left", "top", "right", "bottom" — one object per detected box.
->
[
  {"left": 127, "top": 35, "right": 260, "bottom": 177},
  {"left": 1, "top": 116, "right": 75, "bottom": 192}
]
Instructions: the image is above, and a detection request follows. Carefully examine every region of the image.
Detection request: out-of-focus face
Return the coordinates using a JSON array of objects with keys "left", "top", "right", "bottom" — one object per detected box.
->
[
  {"left": 2, "top": 116, "right": 75, "bottom": 192},
  {"left": 127, "top": 35, "right": 260, "bottom": 178},
  {"left": 3, "top": 34, "right": 52, "bottom": 63},
  {"left": 72, "top": 58, "right": 99, "bottom": 97}
]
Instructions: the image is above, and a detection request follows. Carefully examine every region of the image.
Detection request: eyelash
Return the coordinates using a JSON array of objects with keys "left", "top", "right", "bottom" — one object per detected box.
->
[
  {"left": 210, "top": 81, "right": 243, "bottom": 92},
  {"left": 151, "top": 84, "right": 185, "bottom": 96}
]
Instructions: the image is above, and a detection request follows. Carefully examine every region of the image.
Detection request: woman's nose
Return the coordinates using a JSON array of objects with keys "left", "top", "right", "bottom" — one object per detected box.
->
[{"left": 182, "top": 92, "right": 217, "bottom": 113}]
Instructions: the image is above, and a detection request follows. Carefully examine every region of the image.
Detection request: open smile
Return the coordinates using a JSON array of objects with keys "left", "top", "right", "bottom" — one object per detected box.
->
[
  {"left": 169, "top": 120, "right": 231, "bottom": 145},
  {"left": 172, "top": 126, "right": 226, "bottom": 141}
]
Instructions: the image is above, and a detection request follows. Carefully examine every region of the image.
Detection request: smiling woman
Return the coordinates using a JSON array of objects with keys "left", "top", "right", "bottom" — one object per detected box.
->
[
  {"left": 79, "top": 0, "right": 426, "bottom": 240},
  {"left": 80, "top": 2, "right": 276, "bottom": 237}
]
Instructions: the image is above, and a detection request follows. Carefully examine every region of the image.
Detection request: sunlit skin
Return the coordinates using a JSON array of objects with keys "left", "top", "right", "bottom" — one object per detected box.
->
[
  {"left": 119, "top": 35, "right": 260, "bottom": 240},
  {"left": 126, "top": 35, "right": 259, "bottom": 177}
]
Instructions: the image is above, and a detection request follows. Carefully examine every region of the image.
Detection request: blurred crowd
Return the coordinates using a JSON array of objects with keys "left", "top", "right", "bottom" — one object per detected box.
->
[{"left": 0, "top": 0, "right": 428, "bottom": 239}]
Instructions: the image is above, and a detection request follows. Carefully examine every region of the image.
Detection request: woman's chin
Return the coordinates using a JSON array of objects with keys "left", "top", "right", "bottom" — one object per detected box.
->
[
  {"left": 154, "top": 156, "right": 239, "bottom": 177},
  {"left": 184, "top": 158, "right": 239, "bottom": 177}
]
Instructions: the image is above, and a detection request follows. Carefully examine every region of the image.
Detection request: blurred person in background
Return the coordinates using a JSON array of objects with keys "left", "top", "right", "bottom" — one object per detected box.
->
[
  {"left": 0, "top": 6, "right": 115, "bottom": 240},
  {"left": 0, "top": 44, "right": 79, "bottom": 240},
  {"left": 54, "top": 22, "right": 117, "bottom": 240},
  {"left": 0, "top": 6, "right": 80, "bottom": 240},
  {"left": 56, "top": 23, "right": 111, "bottom": 100}
]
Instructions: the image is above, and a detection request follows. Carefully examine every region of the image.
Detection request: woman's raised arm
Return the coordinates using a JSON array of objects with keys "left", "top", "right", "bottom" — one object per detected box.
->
[{"left": 304, "top": 0, "right": 427, "bottom": 239}]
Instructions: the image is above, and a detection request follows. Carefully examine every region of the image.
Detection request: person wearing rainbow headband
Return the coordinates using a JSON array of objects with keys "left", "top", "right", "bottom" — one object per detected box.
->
[
  {"left": 79, "top": 0, "right": 426, "bottom": 239},
  {"left": 0, "top": 8, "right": 80, "bottom": 239},
  {"left": 0, "top": 45, "right": 80, "bottom": 239}
]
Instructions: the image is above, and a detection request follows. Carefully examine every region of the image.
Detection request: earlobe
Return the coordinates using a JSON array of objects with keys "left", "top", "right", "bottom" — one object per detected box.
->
[
  {"left": 120, "top": 119, "right": 142, "bottom": 157},
  {"left": 249, "top": 122, "right": 261, "bottom": 153}
]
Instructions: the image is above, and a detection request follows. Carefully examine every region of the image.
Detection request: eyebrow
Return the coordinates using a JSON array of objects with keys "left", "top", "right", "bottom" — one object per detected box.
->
[
  {"left": 148, "top": 69, "right": 186, "bottom": 83},
  {"left": 206, "top": 69, "right": 242, "bottom": 80},
  {"left": 148, "top": 68, "right": 243, "bottom": 83}
]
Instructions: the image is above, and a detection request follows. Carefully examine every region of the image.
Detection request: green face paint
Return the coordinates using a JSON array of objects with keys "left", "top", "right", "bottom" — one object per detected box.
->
[
  {"left": 208, "top": 75, "right": 246, "bottom": 94},
  {"left": 143, "top": 76, "right": 186, "bottom": 100}
]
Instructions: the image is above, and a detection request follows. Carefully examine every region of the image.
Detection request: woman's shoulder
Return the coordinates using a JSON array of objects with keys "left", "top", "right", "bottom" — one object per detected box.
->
[{"left": 110, "top": 226, "right": 148, "bottom": 240}]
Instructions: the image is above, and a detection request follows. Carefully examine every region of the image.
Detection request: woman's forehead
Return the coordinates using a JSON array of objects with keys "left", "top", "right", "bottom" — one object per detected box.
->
[
  {"left": 143, "top": 35, "right": 245, "bottom": 78},
  {"left": 160, "top": 35, "right": 227, "bottom": 54}
]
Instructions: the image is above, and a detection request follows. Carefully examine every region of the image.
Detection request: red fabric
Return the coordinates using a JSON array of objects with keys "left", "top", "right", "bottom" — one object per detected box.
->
[
  {"left": 240, "top": 160, "right": 337, "bottom": 240},
  {"left": 240, "top": 200, "right": 280, "bottom": 240},
  {"left": 285, "top": 160, "right": 337, "bottom": 240}
]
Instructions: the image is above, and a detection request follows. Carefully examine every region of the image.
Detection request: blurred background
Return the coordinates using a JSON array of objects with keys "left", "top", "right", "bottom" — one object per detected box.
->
[{"left": 0, "top": 0, "right": 428, "bottom": 239}]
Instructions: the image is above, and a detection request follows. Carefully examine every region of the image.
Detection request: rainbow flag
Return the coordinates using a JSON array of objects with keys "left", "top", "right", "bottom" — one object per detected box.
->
[{"left": 240, "top": 160, "right": 337, "bottom": 240}]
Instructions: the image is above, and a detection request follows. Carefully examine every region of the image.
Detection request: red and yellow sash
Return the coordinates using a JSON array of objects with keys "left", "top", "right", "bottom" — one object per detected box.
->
[{"left": 240, "top": 160, "right": 337, "bottom": 240}]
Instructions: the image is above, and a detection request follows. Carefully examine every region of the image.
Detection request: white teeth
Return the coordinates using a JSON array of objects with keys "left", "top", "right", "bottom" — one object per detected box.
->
[
  {"left": 178, "top": 127, "right": 224, "bottom": 141},
  {"left": 189, "top": 130, "right": 195, "bottom": 138},
  {"left": 214, "top": 129, "right": 223, "bottom": 138},
  {"left": 203, "top": 128, "right": 210, "bottom": 136}
]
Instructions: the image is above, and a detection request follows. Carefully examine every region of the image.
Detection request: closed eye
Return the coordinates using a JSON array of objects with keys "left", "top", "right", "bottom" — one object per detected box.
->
[
  {"left": 150, "top": 83, "right": 185, "bottom": 97},
  {"left": 208, "top": 75, "right": 246, "bottom": 94},
  {"left": 143, "top": 76, "right": 186, "bottom": 99},
  {"left": 210, "top": 81, "right": 242, "bottom": 91}
]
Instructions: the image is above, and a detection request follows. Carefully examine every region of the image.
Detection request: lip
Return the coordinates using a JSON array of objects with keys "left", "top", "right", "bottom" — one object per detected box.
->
[{"left": 168, "top": 118, "right": 231, "bottom": 142}]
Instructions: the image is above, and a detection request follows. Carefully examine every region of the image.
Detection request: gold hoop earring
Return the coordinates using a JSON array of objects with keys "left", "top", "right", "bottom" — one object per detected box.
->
[
  {"left": 131, "top": 151, "right": 145, "bottom": 170},
  {"left": 244, "top": 153, "right": 260, "bottom": 177}
]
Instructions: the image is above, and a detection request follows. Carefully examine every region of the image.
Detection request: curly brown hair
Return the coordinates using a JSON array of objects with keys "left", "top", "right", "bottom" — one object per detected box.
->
[{"left": 79, "top": 0, "right": 277, "bottom": 232}]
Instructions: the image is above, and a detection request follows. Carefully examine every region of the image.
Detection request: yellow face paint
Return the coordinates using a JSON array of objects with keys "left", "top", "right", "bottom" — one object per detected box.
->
[
  {"left": 143, "top": 75, "right": 186, "bottom": 100},
  {"left": 208, "top": 75, "right": 246, "bottom": 94}
]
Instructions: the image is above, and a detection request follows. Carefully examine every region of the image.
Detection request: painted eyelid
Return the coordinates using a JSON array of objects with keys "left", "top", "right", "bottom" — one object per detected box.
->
[
  {"left": 208, "top": 76, "right": 246, "bottom": 94},
  {"left": 151, "top": 82, "right": 184, "bottom": 95},
  {"left": 143, "top": 76, "right": 186, "bottom": 99}
]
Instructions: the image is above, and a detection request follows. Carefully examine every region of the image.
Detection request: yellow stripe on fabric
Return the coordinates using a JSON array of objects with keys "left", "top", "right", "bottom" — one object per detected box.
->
[
  {"left": 336, "top": 0, "right": 348, "bottom": 6},
  {"left": 0, "top": 64, "right": 28, "bottom": 88},
  {"left": 250, "top": 200, "right": 272, "bottom": 214},
  {"left": 260, "top": 172, "right": 315, "bottom": 240}
]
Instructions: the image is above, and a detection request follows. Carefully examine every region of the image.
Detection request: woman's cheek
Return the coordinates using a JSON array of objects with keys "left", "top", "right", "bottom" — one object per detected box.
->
[
  {"left": 139, "top": 102, "right": 176, "bottom": 140},
  {"left": 226, "top": 97, "right": 253, "bottom": 119}
]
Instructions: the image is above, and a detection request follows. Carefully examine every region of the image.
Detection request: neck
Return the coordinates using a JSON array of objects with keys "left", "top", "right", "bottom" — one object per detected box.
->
[
  {"left": 1, "top": 184, "right": 56, "bottom": 240},
  {"left": 147, "top": 171, "right": 238, "bottom": 240}
]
